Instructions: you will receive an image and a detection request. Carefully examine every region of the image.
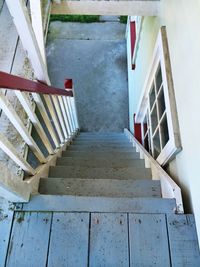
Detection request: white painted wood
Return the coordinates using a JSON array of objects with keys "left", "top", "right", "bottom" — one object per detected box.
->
[
  {"left": 15, "top": 91, "right": 54, "bottom": 154},
  {"left": 124, "top": 128, "right": 183, "bottom": 213},
  {"left": 30, "top": 0, "right": 47, "bottom": 65},
  {"left": 71, "top": 96, "right": 79, "bottom": 129},
  {"left": 56, "top": 95, "right": 69, "bottom": 139},
  {"left": 5, "top": 0, "right": 66, "bottom": 145},
  {"left": 51, "top": 1, "right": 160, "bottom": 16},
  {"left": 0, "top": 133, "right": 35, "bottom": 175},
  {"left": 6, "top": 212, "right": 51, "bottom": 267},
  {"left": 48, "top": 213, "right": 89, "bottom": 267},
  {"left": 135, "top": 27, "right": 181, "bottom": 165},
  {"left": 0, "top": 91, "right": 46, "bottom": 163},
  {"left": 89, "top": 213, "right": 129, "bottom": 266},
  {"left": 129, "top": 214, "right": 170, "bottom": 266},
  {"left": 63, "top": 96, "right": 73, "bottom": 134},
  {"left": 67, "top": 97, "right": 76, "bottom": 132},
  {"left": 59, "top": 96, "right": 71, "bottom": 136}
]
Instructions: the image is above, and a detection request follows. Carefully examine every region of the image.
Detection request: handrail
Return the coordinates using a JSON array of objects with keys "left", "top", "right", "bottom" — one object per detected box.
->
[
  {"left": 124, "top": 128, "right": 184, "bottom": 213},
  {"left": 0, "top": 71, "right": 73, "bottom": 97}
]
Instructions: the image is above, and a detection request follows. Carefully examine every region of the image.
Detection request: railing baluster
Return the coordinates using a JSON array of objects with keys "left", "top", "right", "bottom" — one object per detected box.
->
[
  {"left": 56, "top": 95, "right": 69, "bottom": 140},
  {"left": 0, "top": 133, "right": 35, "bottom": 175},
  {"left": 32, "top": 93, "right": 60, "bottom": 148},
  {"left": 63, "top": 97, "right": 74, "bottom": 134},
  {"left": 15, "top": 91, "right": 54, "bottom": 154},
  {"left": 60, "top": 96, "right": 72, "bottom": 138},
  {"left": 67, "top": 97, "right": 76, "bottom": 132},
  {"left": 0, "top": 91, "right": 46, "bottom": 163}
]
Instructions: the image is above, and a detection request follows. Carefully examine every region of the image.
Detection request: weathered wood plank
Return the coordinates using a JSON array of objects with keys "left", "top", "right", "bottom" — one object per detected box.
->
[
  {"left": 6, "top": 212, "right": 52, "bottom": 267},
  {"left": 89, "top": 213, "right": 129, "bottom": 266},
  {"left": 48, "top": 212, "right": 89, "bottom": 267},
  {"left": 167, "top": 214, "right": 200, "bottom": 266},
  {"left": 0, "top": 199, "right": 14, "bottom": 267},
  {"left": 129, "top": 214, "right": 170, "bottom": 266}
]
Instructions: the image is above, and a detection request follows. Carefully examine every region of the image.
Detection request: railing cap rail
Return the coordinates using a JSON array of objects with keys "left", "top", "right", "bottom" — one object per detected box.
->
[{"left": 0, "top": 71, "right": 73, "bottom": 97}]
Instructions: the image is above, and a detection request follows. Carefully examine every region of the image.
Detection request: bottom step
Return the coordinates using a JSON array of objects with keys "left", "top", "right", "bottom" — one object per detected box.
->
[
  {"left": 39, "top": 179, "right": 161, "bottom": 198},
  {"left": 21, "top": 195, "right": 176, "bottom": 213}
]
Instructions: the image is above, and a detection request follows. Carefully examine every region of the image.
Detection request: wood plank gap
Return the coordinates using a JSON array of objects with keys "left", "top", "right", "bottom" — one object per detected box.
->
[
  {"left": 127, "top": 213, "right": 131, "bottom": 267},
  {"left": 165, "top": 214, "right": 173, "bottom": 267},
  {"left": 45, "top": 212, "right": 53, "bottom": 267},
  {"left": 87, "top": 212, "right": 91, "bottom": 267},
  {"left": 4, "top": 210, "right": 16, "bottom": 267}
]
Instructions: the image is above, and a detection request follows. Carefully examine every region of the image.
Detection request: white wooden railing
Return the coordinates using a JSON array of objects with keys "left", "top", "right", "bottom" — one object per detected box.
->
[
  {"left": 124, "top": 128, "right": 183, "bottom": 213},
  {"left": 0, "top": 71, "right": 79, "bottom": 203}
]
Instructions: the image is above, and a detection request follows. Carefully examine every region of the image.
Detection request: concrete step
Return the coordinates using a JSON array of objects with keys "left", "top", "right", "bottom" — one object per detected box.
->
[
  {"left": 66, "top": 146, "right": 135, "bottom": 152},
  {"left": 49, "top": 166, "right": 152, "bottom": 180},
  {"left": 75, "top": 137, "right": 128, "bottom": 142},
  {"left": 21, "top": 195, "right": 176, "bottom": 213},
  {"left": 56, "top": 157, "right": 143, "bottom": 168},
  {"left": 73, "top": 140, "right": 131, "bottom": 145},
  {"left": 62, "top": 151, "right": 139, "bottom": 159},
  {"left": 78, "top": 132, "right": 124, "bottom": 136},
  {"left": 70, "top": 143, "right": 132, "bottom": 148},
  {"left": 39, "top": 178, "right": 161, "bottom": 198}
]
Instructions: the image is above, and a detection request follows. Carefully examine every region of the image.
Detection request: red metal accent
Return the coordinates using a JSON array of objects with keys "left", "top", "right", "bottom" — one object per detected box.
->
[
  {"left": 0, "top": 71, "right": 73, "bottom": 97},
  {"left": 134, "top": 114, "right": 142, "bottom": 144},
  {"left": 130, "top": 21, "right": 136, "bottom": 70},
  {"left": 64, "top": 79, "right": 73, "bottom": 90}
]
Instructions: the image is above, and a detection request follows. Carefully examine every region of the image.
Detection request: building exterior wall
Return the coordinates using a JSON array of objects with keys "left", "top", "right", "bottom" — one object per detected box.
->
[{"left": 127, "top": 0, "right": 200, "bottom": 243}]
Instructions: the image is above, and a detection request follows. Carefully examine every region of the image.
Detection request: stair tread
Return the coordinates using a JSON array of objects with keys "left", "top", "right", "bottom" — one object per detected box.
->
[
  {"left": 49, "top": 166, "right": 152, "bottom": 180},
  {"left": 39, "top": 178, "right": 161, "bottom": 197},
  {"left": 22, "top": 195, "right": 176, "bottom": 213}
]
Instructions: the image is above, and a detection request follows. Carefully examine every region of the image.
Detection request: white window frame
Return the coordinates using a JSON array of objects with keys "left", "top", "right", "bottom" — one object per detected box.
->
[{"left": 135, "top": 27, "right": 181, "bottom": 166}]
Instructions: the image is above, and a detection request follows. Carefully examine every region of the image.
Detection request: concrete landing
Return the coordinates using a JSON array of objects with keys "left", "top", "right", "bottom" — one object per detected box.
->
[{"left": 46, "top": 21, "right": 128, "bottom": 132}]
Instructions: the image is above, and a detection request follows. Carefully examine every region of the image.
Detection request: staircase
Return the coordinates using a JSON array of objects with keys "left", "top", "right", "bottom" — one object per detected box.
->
[{"left": 5, "top": 132, "right": 199, "bottom": 267}]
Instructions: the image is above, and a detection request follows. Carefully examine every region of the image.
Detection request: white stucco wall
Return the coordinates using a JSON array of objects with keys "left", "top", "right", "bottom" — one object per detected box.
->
[{"left": 127, "top": 0, "right": 200, "bottom": 243}]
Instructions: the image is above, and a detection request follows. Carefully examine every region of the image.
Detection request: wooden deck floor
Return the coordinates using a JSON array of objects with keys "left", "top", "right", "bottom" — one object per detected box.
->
[{"left": 1, "top": 210, "right": 200, "bottom": 267}]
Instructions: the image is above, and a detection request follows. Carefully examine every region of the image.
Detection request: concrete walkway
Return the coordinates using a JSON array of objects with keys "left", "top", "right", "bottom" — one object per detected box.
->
[{"left": 46, "top": 21, "right": 128, "bottom": 132}]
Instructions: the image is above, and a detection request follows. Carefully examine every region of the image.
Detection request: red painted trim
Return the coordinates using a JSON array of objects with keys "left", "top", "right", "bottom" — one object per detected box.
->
[
  {"left": 64, "top": 79, "right": 73, "bottom": 89},
  {"left": 134, "top": 114, "right": 142, "bottom": 144},
  {"left": 130, "top": 21, "right": 136, "bottom": 70},
  {"left": 0, "top": 71, "right": 73, "bottom": 97}
]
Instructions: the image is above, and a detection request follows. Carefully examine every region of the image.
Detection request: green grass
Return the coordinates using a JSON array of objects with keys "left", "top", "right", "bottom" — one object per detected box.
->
[
  {"left": 119, "top": 16, "right": 128, "bottom": 24},
  {"left": 50, "top": 15, "right": 100, "bottom": 23}
]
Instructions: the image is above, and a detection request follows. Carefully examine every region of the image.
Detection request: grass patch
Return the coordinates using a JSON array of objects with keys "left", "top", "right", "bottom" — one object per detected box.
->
[
  {"left": 50, "top": 15, "right": 100, "bottom": 23},
  {"left": 119, "top": 16, "right": 128, "bottom": 24}
]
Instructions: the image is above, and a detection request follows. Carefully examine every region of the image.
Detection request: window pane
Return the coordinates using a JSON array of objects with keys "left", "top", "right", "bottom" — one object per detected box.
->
[
  {"left": 153, "top": 129, "right": 161, "bottom": 158},
  {"left": 160, "top": 114, "right": 169, "bottom": 148},
  {"left": 149, "top": 84, "right": 156, "bottom": 110},
  {"left": 143, "top": 115, "right": 148, "bottom": 135},
  {"left": 157, "top": 86, "right": 166, "bottom": 119},
  {"left": 150, "top": 104, "right": 158, "bottom": 134},
  {"left": 155, "top": 64, "right": 162, "bottom": 92}
]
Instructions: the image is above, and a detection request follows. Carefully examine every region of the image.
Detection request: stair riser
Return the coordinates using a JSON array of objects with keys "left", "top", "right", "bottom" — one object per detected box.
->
[
  {"left": 66, "top": 147, "right": 135, "bottom": 152},
  {"left": 73, "top": 141, "right": 131, "bottom": 145},
  {"left": 62, "top": 151, "right": 139, "bottom": 159},
  {"left": 56, "top": 158, "right": 143, "bottom": 168},
  {"left": 39, "top": 178, "right": 161, "bottom": 198},
  {"left": 49, "top": 166, "right": 152, "bottom": 180}
]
